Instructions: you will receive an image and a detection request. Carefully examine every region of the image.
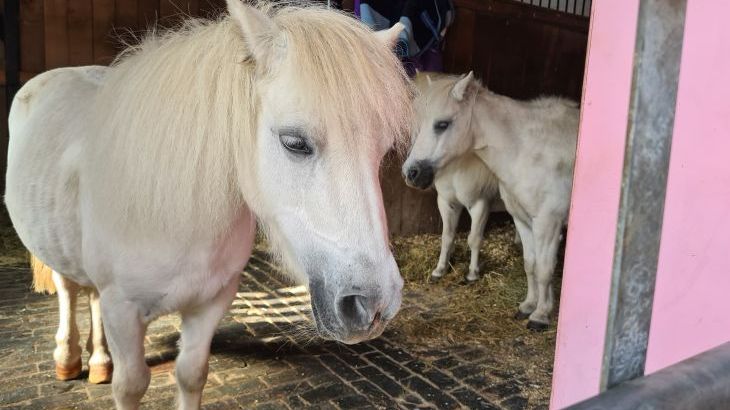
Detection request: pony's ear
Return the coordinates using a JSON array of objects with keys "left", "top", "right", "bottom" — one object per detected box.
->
[
  {"left": 426, "top": 75, "right": 433, "bottom": 87},
  {"left": 451, "top": 71, "right": 476, "bottom": 101},
  {"left": 227, "top": 0, "right": 278, "bottom": 62},
  {"left": 374, "top": 22, "right": 405, "bottom": 49}
]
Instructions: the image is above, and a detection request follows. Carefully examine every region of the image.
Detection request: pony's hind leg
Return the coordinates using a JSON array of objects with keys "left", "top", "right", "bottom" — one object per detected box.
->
[
  {"left": 86, "top": 288, "right": 113, "bottom": 384},
  {"left": 526, "top": 215, "right": 562, "bottom": 331},
  {"left": 101, "top": 289, "right": 150, "bottom": 410},
  {"left": 465, "top": 200, "right": 490, "bottom": 282},
  {"left": 51, "top": 271, "right": 83, "bottom": 381},
  {"left": 176, "top": 275, "right": 239, "bottom": 410}
]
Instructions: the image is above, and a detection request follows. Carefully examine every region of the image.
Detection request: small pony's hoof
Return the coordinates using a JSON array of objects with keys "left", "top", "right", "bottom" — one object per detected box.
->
[
  {"left": 464, "top": 273, "right": 480, "bottom": 283},
  {"left": 514, "top": 310, "right": 531, "bottom": 320},
  {"left": 527, "top": 320, "right": 549, "bottom": 332},
  {"left": 55, "top": 358, "right": 82, "bottom": 381},
  {"left": 429, "top": 273, "right": 444, "bottom": 283},
  {"left": 88, "top": 363, "right": 113, "bottom": 384}
]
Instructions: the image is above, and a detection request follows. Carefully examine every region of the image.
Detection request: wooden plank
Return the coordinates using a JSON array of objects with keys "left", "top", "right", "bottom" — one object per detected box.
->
[
  {"left": 443, "top": 7, "right": 475, "bottom": 73},
  {"left": 453, "top": 0, "right": 589, "bottom": 32},
  {"left": 160, "top": 0, "right": 193, "bottom": 21},
  {"left": 43, "top": 0, "right": 68, "bottom": 68},
  {"left": 115, "top": 0, "right": 139, "bottom": 30},
  {"left": 93, "top": 0, "right": 116, "bottom": 65},
  {"left": 20, "top": 0, "right": 45, "bottom": 74},
  {"left": 199, "top": 0, "right": 225, "bottom": 18},
  {"left": 137, "top": 0, "right": 160, "bottom": 29},
  {"left": 67, "top": 0, "right": 94, "bottom": 65}
]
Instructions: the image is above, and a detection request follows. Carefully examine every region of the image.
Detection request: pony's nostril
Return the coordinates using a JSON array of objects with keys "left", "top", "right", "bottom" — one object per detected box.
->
[
  {"left": 338, "top": 294, "right": 374, "bottom": 330},
  {"left": 407, "top": 168, "right": 419, "bottom": 181}
]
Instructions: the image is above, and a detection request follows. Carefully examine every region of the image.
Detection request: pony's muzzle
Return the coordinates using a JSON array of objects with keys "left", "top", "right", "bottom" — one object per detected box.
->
[{"left": 404, "top": 161, "right": 435, "bottom": 189}]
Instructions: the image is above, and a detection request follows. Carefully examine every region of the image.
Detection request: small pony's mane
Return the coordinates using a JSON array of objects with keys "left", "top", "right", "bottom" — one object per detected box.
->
[{"left": 85, "top": 3, "right": 412, "bottom": 240}]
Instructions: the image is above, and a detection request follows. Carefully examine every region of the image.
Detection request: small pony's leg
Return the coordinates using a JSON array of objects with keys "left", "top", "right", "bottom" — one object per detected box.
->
[
  {"left": 514, "top": 218, "right": 537, "bottom": 320},
  {"left": 86, "top": 288, "right": 113, "bottom": 384},
  {"left": 176, "top": 275, "right": 239, "bottom": 410},
  {"left": 51, "top": 271, "right": 82, "bottom": 381},
  {"left": 101, "top": 290, "right": 150, "bottom": 410},
  {"left": 526, "top": 215, "right": 562, "bottom": 331},
  {"left": 432, "top": 196, "right": 463, "bottom": 280},
  {"left": 465, "top": 200, "right": 490, "bottom": 282}
]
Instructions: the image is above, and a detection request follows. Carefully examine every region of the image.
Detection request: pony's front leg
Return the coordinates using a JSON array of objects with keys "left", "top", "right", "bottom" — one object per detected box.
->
[
  {"left": 433, "top": 196, "right": 463, "bottom": 280},
  {"left": 100, "top": 290, "right": 150, "bottom": 410},
  {"left": 513, "top": 218, "right": 537, "bottom": 320},
  {"left": 86, "top": 288, "right": 113, "bottom": 384},
  {"left": 465, "top": 200, "right": 490, "bottom": 282},
  {"left": 51, "top": 272, "right": 82, "bottom": 380},
  {"left": 176, "top": 274, "right": 240, "bottom": 410}
]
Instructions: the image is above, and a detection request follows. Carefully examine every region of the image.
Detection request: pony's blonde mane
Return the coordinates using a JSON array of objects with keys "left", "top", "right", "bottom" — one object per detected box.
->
[{"left": 85, "top": 3, "right": 412, "bottom": 241}]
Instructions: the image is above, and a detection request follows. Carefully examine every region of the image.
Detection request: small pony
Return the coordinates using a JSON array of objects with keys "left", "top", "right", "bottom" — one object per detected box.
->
[{"left": 403, "top": 71, "right": 578, "bottom": 330}]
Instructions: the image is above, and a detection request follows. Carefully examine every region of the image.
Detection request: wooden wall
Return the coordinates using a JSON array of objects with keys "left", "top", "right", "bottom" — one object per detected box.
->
[
  {"left": 2, "top": 0, "right": 589, "bottom": 235},
  {"left": 17, "top": 0, "right": 228, "bottom": 78}
]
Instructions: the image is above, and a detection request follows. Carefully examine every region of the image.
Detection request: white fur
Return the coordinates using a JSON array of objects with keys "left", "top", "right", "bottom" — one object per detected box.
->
[
  {"left": 432, "top": 154, "right": 499, "bottom": 282},
  {"left": 5, "top": 2, "right": 411, "bottom": 409},
  {"left": 404, "top": 71, "right": 578, "bottom": 327}
]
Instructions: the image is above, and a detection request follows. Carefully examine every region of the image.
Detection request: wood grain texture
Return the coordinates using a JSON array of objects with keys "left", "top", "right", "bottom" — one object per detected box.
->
[
  {"left": 43, "top": 0, "right": 68, "bottom": 68},
  {"left": 93, "top": 0, "right": 116, "bottom": 65},
  {"left": 68, "top": 0, "right": 94, "bottom": 65},
  {"left": 20, "top": 0, "right": 46, "bottom": 74}
]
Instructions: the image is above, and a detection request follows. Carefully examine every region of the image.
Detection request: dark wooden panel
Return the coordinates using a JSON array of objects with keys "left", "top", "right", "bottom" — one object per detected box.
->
[
  {"left": 198, "top": 0, "right": 225, "bottom": 18},
  {"left": 443, "top": 7, "right": 476, "bottom": 73},
  {"left": 20, "top": 0, "right": 45, "bottom": 73},
  {"left": 115, "top": 0, "right": 139, "bottom": 30},
  {"left": 43, "top": 0, "right": 68, "bottom": 68},
  {"left": 67, "top": 0, "right": 94, "bottom": 65},
  {"left": 443, "top": 0, "right": 589, "bottom": 101},
  {"left": 137, "top": 0, "right": 160, "bottom": 28},
  {"left": 93, "top": 0, "right": 116, "bottom": 65}
]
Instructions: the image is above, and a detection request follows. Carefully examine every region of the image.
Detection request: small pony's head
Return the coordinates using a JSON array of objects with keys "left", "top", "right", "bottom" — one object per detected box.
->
[
  {"left": 403, "top": 71, "right": 480, "bottom": 189},
  {"left": 227, "top": 1, "right": 412, "bottom": 344}
]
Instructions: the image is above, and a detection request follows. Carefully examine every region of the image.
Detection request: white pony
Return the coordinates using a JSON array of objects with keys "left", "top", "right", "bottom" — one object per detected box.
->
[
  {"left": 403, "top": 72, "right": 500, "bottom": 282},
  {"left": 403, "top": 72, "right": 578, "bottom": 330},
  {"left": 5, "top": 2, "right": 412, "bottom": 408}
]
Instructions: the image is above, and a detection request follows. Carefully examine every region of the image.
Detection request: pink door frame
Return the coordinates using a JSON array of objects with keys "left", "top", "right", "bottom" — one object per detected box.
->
[{"left": 551, "top": 1, "right": 730, "bottom": 408}]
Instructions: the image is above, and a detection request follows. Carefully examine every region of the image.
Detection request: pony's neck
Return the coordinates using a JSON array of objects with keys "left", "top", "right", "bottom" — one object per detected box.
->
[{"left": 471, "top": 89, "right": 519, "bottom": 183}]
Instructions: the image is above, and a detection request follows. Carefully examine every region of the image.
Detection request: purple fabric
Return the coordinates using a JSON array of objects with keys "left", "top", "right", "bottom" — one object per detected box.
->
[
  {"left": 404, "top": 47, "right": 444, "bottom": 77},
  {"left": 354, "top": 0, "right": 444, "bottom": 77}
]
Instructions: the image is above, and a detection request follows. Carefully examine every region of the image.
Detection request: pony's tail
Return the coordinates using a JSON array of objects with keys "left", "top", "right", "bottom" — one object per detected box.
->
[{"left": 31, "top": 254, "right": 56, "bottom": 294}]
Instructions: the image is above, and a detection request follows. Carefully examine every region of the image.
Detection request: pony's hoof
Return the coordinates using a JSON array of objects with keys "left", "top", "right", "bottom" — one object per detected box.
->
[
  {"left": 430, "top": 271, "right": 445, "bottom": 282},
  {"left": 55, "top": 358, "right": 82, "bottom": 381},
  {"left": 464, "top": 272, "right": 480, "bottom": 283},
  {"left": 514, "top": 310, "right": 530, "bottom": 320},
  {"left": 88, "top": 363, "right": 113, "bottom": 384},
  {"left": 527, "top": 320, "right": 549, "bottom": 332}
]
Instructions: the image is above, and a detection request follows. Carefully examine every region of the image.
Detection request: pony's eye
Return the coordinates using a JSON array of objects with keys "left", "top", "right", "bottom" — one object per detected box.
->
[
  {"left": 280, "top": 133, "right": 313, "bottom": 156},
  {"left": 434, "top": 120, "right": 451, "bottom": 133}
]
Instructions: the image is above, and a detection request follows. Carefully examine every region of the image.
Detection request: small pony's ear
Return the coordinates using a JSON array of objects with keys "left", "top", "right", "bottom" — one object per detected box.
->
[
  {"left": 374, "top": 22, "right": 405, "bottom": 49},
  {"left": 227, "top": 0, "right": 278, "bottom": 62},
  {"left": 425, "top": 75, "right": 433, "bottom": 87},
  {"left": 451, "top": 71, "right": 476, "bottom": 101}
]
